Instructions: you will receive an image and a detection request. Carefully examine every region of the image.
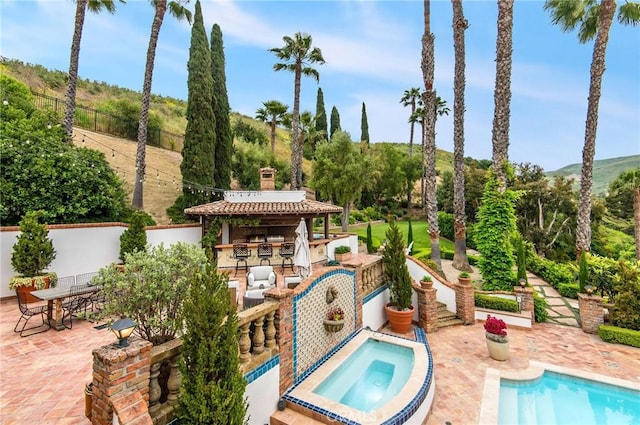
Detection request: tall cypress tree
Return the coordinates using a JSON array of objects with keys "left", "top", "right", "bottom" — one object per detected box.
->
[
  {"left": 315, "top": 87, "right": 327, "bottom": 140},
  {"left": 181, "top": 0, "right": 216, "bottom": 207},
  {"left": 360, "top": 102, "right": 369, "bottom": 143},
  {"left": 329, "top": 105, "right": 341, "bottom": 140},
  {"left": 177, "top": 262, "right": 248, "bottom": 423},
  {"left": 211, "top": 23, "right": 232, "bottom": 192}
]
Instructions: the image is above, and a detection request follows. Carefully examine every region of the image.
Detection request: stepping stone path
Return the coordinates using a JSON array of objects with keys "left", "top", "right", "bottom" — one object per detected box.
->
[{"left": 527, "top": 272, "right": 580, "bottom": 327}]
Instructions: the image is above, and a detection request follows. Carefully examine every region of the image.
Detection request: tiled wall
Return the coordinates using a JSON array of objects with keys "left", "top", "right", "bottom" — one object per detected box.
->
[{"left": 292, "top": 269, "right": 357, "bottom": 381}]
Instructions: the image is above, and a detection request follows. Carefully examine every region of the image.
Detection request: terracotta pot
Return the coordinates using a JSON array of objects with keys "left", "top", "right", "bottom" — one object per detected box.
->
[
  {"left": 385, "top": 303, "right": 414, "bottom": 333},
  {"left": 323, "top": 319, "right": 345, "bottom": 332},
  {"left": 486, "top": 334, "right": 509, "bottom": 361},
  {"left": 420, "top": 280, "right": 433, "bottom": 289},
  {"left": 16, "top": 276, "right": 51, "bottom": 303},
  {"left": 458, "top": 276, "right": 472, "bottom": 285}
]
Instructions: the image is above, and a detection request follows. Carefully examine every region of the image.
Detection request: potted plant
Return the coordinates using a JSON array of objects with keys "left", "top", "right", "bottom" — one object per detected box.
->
[
  {"left": 9, "top": 211, "right": 56, "bottom": 302},
  {"left": 382, "top": 219, "right": 414, "bottom": 333},
  {"left": 458, "top": 271, "right": 472, "bottom": 285},
  {"left": 484, "top": 315, "right": 509, "bottom": 361},
  {"left": 420, "top": 275, "right": 433, "bottom": 289},
  {"left": 323, "top": 306, "right": 345, "bottom": 332},
  {"left": 334, "top": 245, "right": 351, "bottom": 262}
]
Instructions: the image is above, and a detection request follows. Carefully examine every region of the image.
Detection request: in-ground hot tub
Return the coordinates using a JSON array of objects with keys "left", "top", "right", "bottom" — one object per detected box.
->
[{"left": 284, "top": 328, "right": 434, "bottom": 424}]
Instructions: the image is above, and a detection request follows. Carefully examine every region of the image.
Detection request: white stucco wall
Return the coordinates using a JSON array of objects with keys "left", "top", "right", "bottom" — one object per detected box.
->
[
  {"left": 1, "top": 223, "right": 201, "bottom": 299},
  {"left": 245, "top": 365, "right": 280, "bottom": 424}
]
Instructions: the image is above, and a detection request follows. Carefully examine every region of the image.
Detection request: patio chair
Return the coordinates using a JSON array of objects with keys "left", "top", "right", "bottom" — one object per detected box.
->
[
  {"left": 279, "top": 242, "right": 295, "bottom": 273},
  {"left": 61, "top": 285, "right": 92, "bottom": 329},
  {"left": 233, "top": 244, "right": 251, "bottom": 276},
  {"left": 257, "top": 243, "right": 273, "bottom": 266},
  {"left": 14, "top": 290, "right": 51, "bottom": 337}
]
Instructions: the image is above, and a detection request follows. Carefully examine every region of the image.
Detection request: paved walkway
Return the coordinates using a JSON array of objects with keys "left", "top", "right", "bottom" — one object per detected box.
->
[{"left": 528, "top": 271, "right": 581, "bottom": 327}]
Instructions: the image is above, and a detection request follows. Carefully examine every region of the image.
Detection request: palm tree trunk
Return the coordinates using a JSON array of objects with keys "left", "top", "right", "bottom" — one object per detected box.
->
[
  {"left": 421, "top": 0, "right": 442, "bottom": 274},
  {"left": 133, "top": 0, "right": 167, "bottom": 210},
  {"left": 452, "top": 0, "right": 471, "bottom": 272},
  {"left": 491, "top": 0, "right": 514, "bottom": 188},
  {"left": 634, "top": 186, "right": 640, "bottom": 260},
  {"left": 63, "top": 0, "right": 88, "bottom": 141},
  {"left": 270, "top": 121, "right": 276, "bottom": 155},
  {"left": 291, "top": 64, "right": 302, "bottom": 190},
  {"left": 576, "top": 0, "right": 616, "bottom": 258}
]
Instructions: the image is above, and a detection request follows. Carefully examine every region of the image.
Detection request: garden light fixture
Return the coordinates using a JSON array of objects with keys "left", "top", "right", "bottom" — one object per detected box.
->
[{"left": 110, "top": 317, "right": 136, "bottom": 347}]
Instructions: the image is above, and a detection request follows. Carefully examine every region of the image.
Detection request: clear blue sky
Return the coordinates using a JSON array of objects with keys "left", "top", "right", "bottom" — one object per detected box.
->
[{"left": 1, "top": 0, "right": 638, "bottom": 171}]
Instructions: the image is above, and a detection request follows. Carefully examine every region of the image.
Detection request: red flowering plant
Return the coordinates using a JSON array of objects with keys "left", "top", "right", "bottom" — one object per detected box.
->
[
  {"left": 484, "top": 315, "right": 508, "bottom": 343},
  {"left": 327, "top": 306, "right": 345, "bottom": 321}
]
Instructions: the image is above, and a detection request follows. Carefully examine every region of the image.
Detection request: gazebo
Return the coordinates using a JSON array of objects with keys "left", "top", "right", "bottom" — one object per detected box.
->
[{"left": 184, "top": 168, "right": 343, "bottom": 271}]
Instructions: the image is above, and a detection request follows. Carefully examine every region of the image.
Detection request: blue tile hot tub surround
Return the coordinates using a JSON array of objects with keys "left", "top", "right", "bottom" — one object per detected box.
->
[{"left": 283, "top": 327, "right": 434, "bottom": 425}]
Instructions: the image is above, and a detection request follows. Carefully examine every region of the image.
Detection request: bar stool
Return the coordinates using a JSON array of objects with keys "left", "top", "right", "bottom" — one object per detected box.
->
[
  {"left": 279, "top": 242, "right": 295, "bottom": 273},
  {"left": 233, "top": 244, "right": 251, "bottom": 276},
  {"left": 257, "top": 243, "right": 273, "bottom": 265}
]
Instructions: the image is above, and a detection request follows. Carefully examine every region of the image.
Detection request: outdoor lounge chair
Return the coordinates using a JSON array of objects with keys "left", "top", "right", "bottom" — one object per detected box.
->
[
  {"left": 246, "top": 265, "right": 277, "bottom": 291},
  {"left": 14, "top": 290, "right": 51, "bottom": 337}
]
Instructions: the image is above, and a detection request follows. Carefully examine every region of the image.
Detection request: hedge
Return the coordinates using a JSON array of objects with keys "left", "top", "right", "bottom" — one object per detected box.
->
[
  {"left": 474, "top": 294, "right": 519, "bottom": 313},
  {"left": 598, "top": 325, "right": 640, "bottom": 348},
  {"left": 558, "top": 283, "right": 579, "bottom": 299}
]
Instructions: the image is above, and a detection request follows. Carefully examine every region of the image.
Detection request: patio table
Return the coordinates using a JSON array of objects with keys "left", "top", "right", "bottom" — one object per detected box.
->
[{"left": 32, "top": 283, "right": 99, "bottom": 331}]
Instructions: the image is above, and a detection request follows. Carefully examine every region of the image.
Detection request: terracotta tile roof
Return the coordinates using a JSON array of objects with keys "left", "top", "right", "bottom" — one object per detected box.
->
[{"left": 184, "top": 199, "right": 343, "bottom": 216}]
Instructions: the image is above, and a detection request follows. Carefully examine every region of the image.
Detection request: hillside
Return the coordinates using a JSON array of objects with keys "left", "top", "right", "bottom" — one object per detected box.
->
[{"left": 546, "top": 155, "right": 640, "bottom": 196}]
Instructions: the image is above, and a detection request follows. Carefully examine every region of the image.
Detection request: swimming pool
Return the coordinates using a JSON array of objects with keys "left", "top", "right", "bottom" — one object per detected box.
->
[
  {"left": 499, "top": 370, "right": 640, "bottom": 424},
  {"left": 480, "top": 361, "right": 640, "bottom": 425},
  {"left": 284, "top": 328, "right": 434, "bottom": 424}
]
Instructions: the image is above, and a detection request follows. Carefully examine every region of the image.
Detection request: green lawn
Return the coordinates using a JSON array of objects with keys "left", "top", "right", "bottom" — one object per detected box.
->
[{"left": 348, "top": 221, "right": 455, "bottom": 255}]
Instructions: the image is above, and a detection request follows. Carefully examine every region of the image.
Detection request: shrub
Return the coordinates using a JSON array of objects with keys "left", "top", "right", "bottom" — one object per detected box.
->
[
  {"left": 589, "top": 254, "right": 618, "bottom": 299},
  {"left": 610, "top": 260, "right": 640, "bottom": 331},
  {"left": 10, "top": 211, "right": 56, "bottom": 278},
  {"left": 366, "top": 223, "right": 374, "bottom": 254},
  {"left": 533, "top": 291, "right": 548, "bottom": 323},
  {"left": 527, "top": 255, "right": 575, "bottom": 289},
  {"left": 475, "top": 294, "right": 519, "bottom": 313},
  {"left": 558, "top": 283, "right": 580, "bottom": 299},
  {"left": 177, "top": 262, "right": 248, "bottom": 422},
  {"left": 119, "top": 211, "right": 148, "bottom": 262},
  {"left": 598, "top": 325, "right": 640, "bottom": 348},
  {"left": 94, "top": 242, "right": 208, "bottom": 345},
  {"left": 383, "top": 219, "right": 412, "bottom": 310},
  {"left": 437, "top": 212, "right": 454, "bottom": 240},
  {"left": 334, "top": 245, "right": 351, "bottom": 254}
]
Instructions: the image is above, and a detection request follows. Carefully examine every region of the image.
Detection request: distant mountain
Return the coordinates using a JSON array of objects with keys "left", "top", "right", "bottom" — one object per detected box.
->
[{"left": 546, "top": 155, "right": 640, "bottom": 196}]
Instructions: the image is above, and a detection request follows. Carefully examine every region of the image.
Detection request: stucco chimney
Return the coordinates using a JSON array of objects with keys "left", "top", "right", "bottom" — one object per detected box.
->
[{"left": 260, "top": 167, "right": 276, "bottom": 190}]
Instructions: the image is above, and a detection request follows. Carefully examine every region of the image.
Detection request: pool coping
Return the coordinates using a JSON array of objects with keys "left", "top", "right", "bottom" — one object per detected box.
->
[
  {"left": 478, "top": 360, "right": 640, "bottom": 424},
  {"left": 283, "top": 327, "right": 433, "bottom": 425}
]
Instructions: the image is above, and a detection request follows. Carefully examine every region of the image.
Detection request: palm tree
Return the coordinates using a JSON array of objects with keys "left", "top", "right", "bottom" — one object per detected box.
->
[
  {"left": 133, "top": 0, "right": 192, "bottom": 210},
  {"left": 491, "top": 0, "right": 514, "bottom": 189},
  {"left": 421, "top": 0, "right": 443, "bottom": 274},
  {"left": 544, "top": 0, "right": 639, "bottom": 258},
  {"left": 255, "top": 100, "right": 289, "bottom": 155},
  {"left": 451, "top": 0, "right": 472, "bottom": 272},
  {"left": 269, "top": 32, "right": 325, "bottom": 190},
  {"left": 400, "top": 87, "right": 422, "bottom": 157},
  {"left": 63, "top": 0, "right": 122, "bottom": 141}
]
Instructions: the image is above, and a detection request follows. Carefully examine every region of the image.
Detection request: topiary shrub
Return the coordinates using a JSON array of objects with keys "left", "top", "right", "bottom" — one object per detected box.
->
[
  {"left": 10, "top": 210, "right": 56, "bottom": 279},
  {"left": 366, "top": 223, "right": 374, "bottom": 254},
  {"left": 334, "top": 245, "right": 351, "bottom": 254},
  {"left": 119, "top": 211, "right": 148, "bottom": 263},
  {"left": 383, "top": 219, "right": 412, "bottom": 310}
]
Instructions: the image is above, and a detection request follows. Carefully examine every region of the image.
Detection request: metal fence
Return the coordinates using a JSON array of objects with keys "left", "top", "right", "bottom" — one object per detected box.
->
[{"left": 31, "top": 91, "right": 184, "bottom": 151}]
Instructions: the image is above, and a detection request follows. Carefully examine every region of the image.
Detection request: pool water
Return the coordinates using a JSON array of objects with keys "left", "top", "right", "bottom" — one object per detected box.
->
[
  {"left": 499, "top": 371, "right": 640, "bottom": 425},
  {"left": 313, "top": 338, "right": 414, "bottom": 412}
]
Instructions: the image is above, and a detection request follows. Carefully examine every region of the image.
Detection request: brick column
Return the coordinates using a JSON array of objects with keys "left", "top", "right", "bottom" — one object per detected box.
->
[
  {"left": 265, "top": 288, "right": 294, "bottom": 395},
  {"left": 514, "top": 286, "right": 534, "bottom": 315},
  {"left": 416, "top": 283, "right": 438, "bottom": 333},
  {"left": 578, "top": 293, "right": 603, "bottom": 334},
  {"left": 91, "top": 337, "right": 153, "bottom": 425},
  {"left": 455, "top": 281, "right": 475, "bottom": 325}
]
